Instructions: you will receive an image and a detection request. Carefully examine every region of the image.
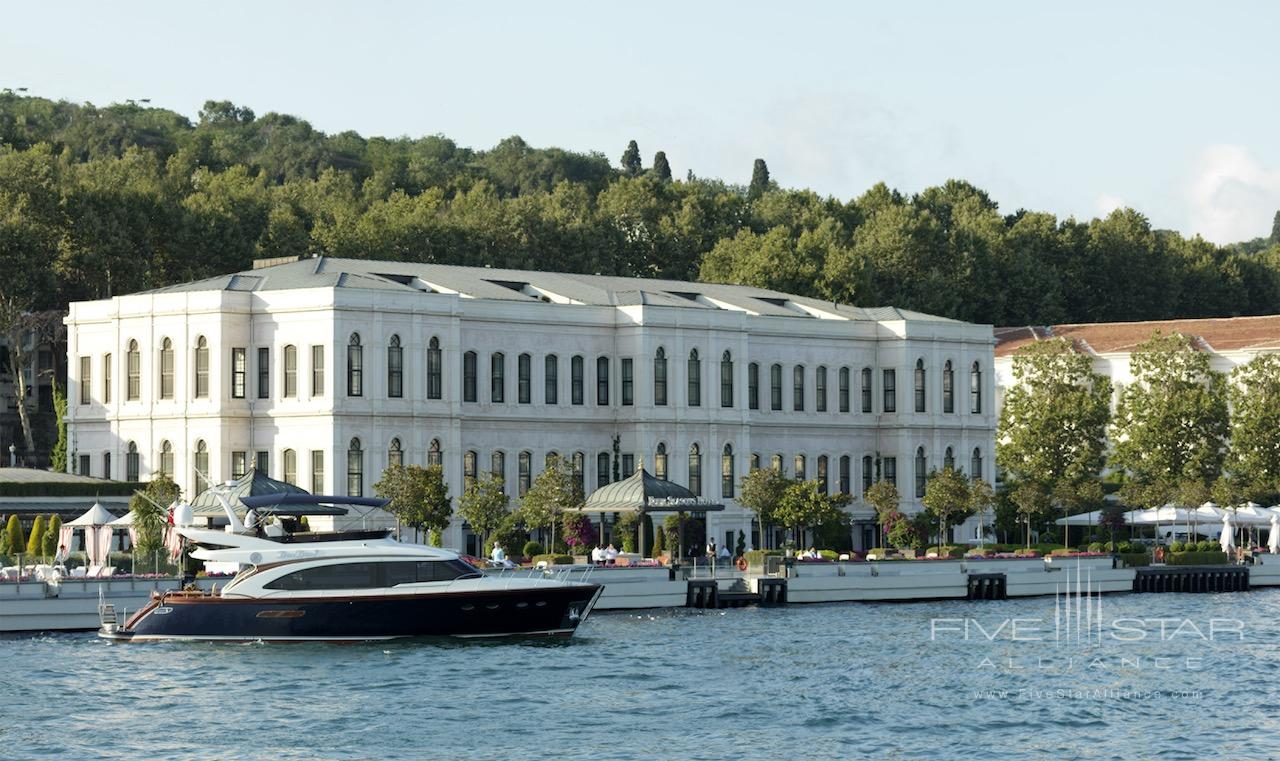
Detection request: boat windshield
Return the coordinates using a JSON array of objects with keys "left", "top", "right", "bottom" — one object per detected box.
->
[{"left": 223, "top": 564, "right": 257, "bottom": 592}]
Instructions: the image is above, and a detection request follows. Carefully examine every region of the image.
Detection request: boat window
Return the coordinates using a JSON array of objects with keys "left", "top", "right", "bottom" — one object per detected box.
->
[{"left": 265, "top": 562, "right": 381, "bottom": 590}]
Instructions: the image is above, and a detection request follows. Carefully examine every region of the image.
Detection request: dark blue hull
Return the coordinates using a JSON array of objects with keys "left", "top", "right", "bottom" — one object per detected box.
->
[{"left": 105, "top": 584, "right": 602, "bottom": 642}]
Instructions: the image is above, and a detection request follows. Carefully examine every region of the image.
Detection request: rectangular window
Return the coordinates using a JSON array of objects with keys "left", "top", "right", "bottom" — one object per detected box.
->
[
  {"left": 839, "top": 456, "right": 850, "bottom": 495},
  {"left": 572, "top": 356, "right": 584, "bottom": 405},
  {"left": 231, "top": 348, "right": 246, "bottom": 399},
  {"left": 687, "top": 354, "right": 701, "bottom": 407},
  {"left": 545, "top": 355, "right": 558, "bottom": 404},
  {"left": 518, "top": 452, "right": 531, "bottom": 497},
  {"left": 816, "top": 366, "right": 827, "bottom": 412},
  {"left": 464, "top": 451, "right": 478, "bottom": 483},
  {"left": 770, "top": 364, "right": 782, "bottom": 411},
  {"left": 883, "top": 369, "right": 896, "bottom": 413},
  {"left": 126, "top": 450, "right": 140, "bottom": 482},
  {"left": 654, "top": 352, "right": 667, "bottom": 406},
  {"left": 748, "top": 363, "right": 759, "bottom": 410},
  {"left": 491, "top": 353, "right": 505, "bottom": 403},
  {"left": 914, "top": 363, "right": 926, "bottom": 413},
  {"left": 621, "top": 358, "right": 633, "bottom": 406},
  {"left": 943, "top": 365, "right": 954, "bottom": 413},
  {"left": 103, "top": 451, "right": 112, "bottom": 480},
  {"left": 622, "top": 453, "right": 635, "bottom": 479},
  {"left": 283, "top": 450, "right": 297, "bottom": 485},
  {"left": 78, "top": 453, "right": 90, "bottom": 476},
  {"left": 427, "top": 341, "right": 442, "bottom": 399},
  {"left": 971, "top": 365, "right": 983, "bottom": 414},
  {"left": 862, "top": 456, "right": 873, "bottom": 494},
  {"left": 463, "top": 352, "right": 477, "bottom": 402},
  {"left": 160, "top": 345, "right": 174, "bottom": 400},
  {"left": 311, "top": 450, "right": 324, "bottom": 493},
  {"left": 257, "top": 347, "right": 270, "bottom": 399},
  {"left": 793, "top": 366, "right": 805, "bottom": 411},
  {"left": 103, "top": 353, "right": 112, "bottom": 404},
  {"left": 861, "top": 368, "right": 873, "bottom": 413},
  {"left": 347, "top": 341, "right": 363, "bottom": 397},
  {"left": 518, "top": 353, "right": 531, "bottom": 404},
  {"left": 596, "top": 356, "right": 609, "bottom": 406},
  {"left": 720, "top": 356, "right": 733, "bottom": 408},
  {"left": 388, "top": 341, "right": 403, "bottom": 399},
  {"left": 348, "top": 447, "right": 363, "bottom": 497},
  {"left": 597, "top": 452, "right": 610, "bottom": 488},
  {"left": 195, "top": 344, "right": 209, "bottom": 398},
  {"left": 127, "top": 348, "right": 140, "bottom": 401},
  {"left": 283, "top": 345, "right": 297, "bottom": 398},
  {"left": 839, "top": 367, "right": 850, "bottom": 413},
  {"left": 232, "top": 451, "right": 248, "bottom": 479},
  {"left": 79, "top": 356, "right": 90, "bottom": 405},
  {"left": 256, "top": 451, "right": 269, "bottom": 476},
  {"left": 884, "top": 456, "right": 897, "bottom": 487},
  {"left": 311, "top": 345, "right": 325, "bottom": 397}
]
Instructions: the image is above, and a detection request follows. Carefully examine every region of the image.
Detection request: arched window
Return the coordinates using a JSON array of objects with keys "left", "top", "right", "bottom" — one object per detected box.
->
[
  {"left": 838, "top": 367, "right": 850, "bottom": 413},
  {"left": 817, "top": 455, "right": 828, "bottom": 493},
  {"left": 794, "top": 453, "right": 806, "bottom": 480},
  {"left": 793, "top": 365, "right": 805, "bottom": 411},
  {"left": 597, "top": 451, "right": 610, "bottom": 488},
  {"left": 283, "top": 448, "right": 297, "bottom": 485},
  {"left": 491, "top": 451, "right": 506, "bottom": 489},
  {"left": 861, "top": 455, "right": 873, "bottom": 494},
  {"left": 914, "top": 359, "right": 926, "bottom": 413},
  {"left": 571, "top": 355, "right": 584, "bottom": 405},
  {"left": 750, "top": 453, "right": 761, "bottom": 470},
  {"left": 463, "top": 350, "right": 477, "bottom": 402},
  {"left": 688, "top": 443, "right": 702, "bottom": 496},
  {"left": 544, "top": 354, "right": 558, "bottom": 404},
  {"left": 347, "top": 333, "right": 363, "bottom": 397},
  {"left": 815, "top": 366, "right": 827, "bottom": 412},
  {"left": 283, "top": 344, "right": 297, "bottom": 398},
  {"left": 942, "top": 360, "right": 954, "bottom": 414},
  {"left": 860, "top": 367, "right": 872, "bottom": 413},
  {"left": 944, "top": 446, "right": 955, "bottom": 471},
  {"left": 596, "top": 355, "right": 609, "bottom": 406},
  {"left": 427, "top": 337, "right": 442, "bottom": 400},
  {"left": 159, "top": 338, "right": 174, "bottom": 400},
  {"left": 687, "top": 349, "right": 701, "bottom": 407},
  {"left": 464, "top": 450, "right": 478, "bottom": 483},
  {"left": 518, "top": 450, "right": 532, "bottom": 496},
  {"left": 126, "top": 340, "right": 141, "bottom": 401},
  {"left": 771, "top": 453, "right": 783, "bottom": 472},
  {"left": 491, "top": 352, "right": 505, "bottom": 403},
  {"left": 347, "top": 438, "right": 364, "bottom": 496},
  {"left": 970, "top": 362, "right": 983, "bottom": 414},
  {"left": 654, "top": 348, "right": 668, "bottom": 406},
  {"left": 387, "top": 335, "right": 403, "bottom": 398},
  {"left": 572, "top": 451, "right": 585, "bottom": 493},
  {"left": 428, "top": 439, "right": 443, "bottom": 467},
  {"left": 748, "top": 362, "right": 759, "bottom": 410},
  {"left": 721, "top": 444, "right": 735, "bottom": 498},
  {"left": 720, "top": 350, "right": 733, "bottom": 408},
  {"left": 915, "top": 447, "right": 927, "bottom": 498},
  {"left": 770, "top": 363, "right": 783, "bottom": 410},
  {"left": 839, "top": 455, "right": 851, "bottom": 495},
  {"left": 193, "top": 440, "right": 208, "bottom": 495},
  {"left": 655, "top": 443, "right": 668, "bottom": 481},
  {"left": 388, "top": 437, "right": 403, "bottom": 467},
  {"left": 545, "top": 450, "right": 560, "bottom": 469},
  {"left": 971, "top": 448, "right": 983, "bottom": 480},
  {"left": 194, "top": 337, "right": 209, "bottom": 398},
  {"left": 517, "top": 353, "right": 532, "bottom": 404},
  {"left": 159, "top": 440, "right": 173, "bottom": 477}
]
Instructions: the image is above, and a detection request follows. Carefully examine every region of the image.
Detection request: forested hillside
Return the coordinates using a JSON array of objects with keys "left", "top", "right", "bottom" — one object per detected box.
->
[{"left": 3, "top": 93, "right": 1279, "bottom": 324}]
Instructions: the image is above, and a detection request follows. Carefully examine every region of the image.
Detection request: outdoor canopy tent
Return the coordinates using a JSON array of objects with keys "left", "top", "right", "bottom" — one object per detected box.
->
[
  {"left": 62, "top": 501, "right": 117, "bottom": 566},
  {"left": 569, "top": 468, "right": 723, "bottom": 558}
]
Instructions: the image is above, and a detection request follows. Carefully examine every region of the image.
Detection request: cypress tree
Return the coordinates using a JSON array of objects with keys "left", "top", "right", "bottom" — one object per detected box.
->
[
  {"left": 6, "top": 515, "right": 25, "bottom": 559},
  {"left": 1271, "top": 210, "right": 1280, "bottom": 244},
  {"left": 0, "top": 515, "right": 8, "bottom": 555},
  {"left": 26, "top": 515, "right": 46, "bottom": 558},
  {"left": 748, "top": 158, "right": 771, "bottom": 200},
  {"left": 652, "top": 151, "right": 672, "bottom": 182},
  {"left": 43, "top": 514, "right": 61, "bottom": 557},
  {"left": 621, "top": 140, "right": 642, "bottom": 177}
]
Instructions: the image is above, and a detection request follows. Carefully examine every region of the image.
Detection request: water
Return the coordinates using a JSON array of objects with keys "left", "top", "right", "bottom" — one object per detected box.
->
[{"left": 6, "top": 590, "right": 1280, "bottom": 760}]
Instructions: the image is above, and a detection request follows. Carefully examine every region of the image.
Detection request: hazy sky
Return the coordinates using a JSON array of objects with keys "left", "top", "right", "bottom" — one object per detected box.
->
[{"left": 5, "top": 1, "right": 1279, "bottom": 243}]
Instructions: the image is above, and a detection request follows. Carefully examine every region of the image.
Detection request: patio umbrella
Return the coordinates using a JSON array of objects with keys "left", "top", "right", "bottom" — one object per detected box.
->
[
  {"left": 1219, "top": 513, "right": 1236, "bottom": 553},
  {"left": 1268, "top": 514, "right": 1280, "bottom": 555}
]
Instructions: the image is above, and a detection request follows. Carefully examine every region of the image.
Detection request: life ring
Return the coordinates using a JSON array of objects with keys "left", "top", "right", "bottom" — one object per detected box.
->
[{"left": 735, "top": 557, "right": 748, "bottom": 571}]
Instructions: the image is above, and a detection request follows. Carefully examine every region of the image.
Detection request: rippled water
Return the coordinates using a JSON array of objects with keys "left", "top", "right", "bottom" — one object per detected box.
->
[{"left": 6, "top": 590, "right": 1280, "bottom": 760}]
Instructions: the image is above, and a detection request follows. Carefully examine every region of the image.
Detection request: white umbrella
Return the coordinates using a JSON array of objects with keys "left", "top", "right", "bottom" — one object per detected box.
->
[
  {"left": 1220, "top": 513, "right": 1236, "bottom": 553},
  {"left": 1268, "top": 514, "right": 1280, "bottom": 554}
]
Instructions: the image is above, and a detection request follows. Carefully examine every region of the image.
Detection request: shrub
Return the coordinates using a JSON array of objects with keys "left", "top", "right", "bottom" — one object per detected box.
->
[
  {"left": 926, "top": 545, "right": 964, "bottom": 559},
  {"left": 743, "top": 549, "right": 782, "bottom": 567},
  {"left": 531, "top": 553, "right": 574, "bottom": 566},
  {"left": 1169, "top": 540, "right": 1186, "bottom": 553},
  {"left": 522, "top": 541, "right": 544, "bottom": 558},
  {"left": 1196, "top": 539, "right": 1215, "bottom": 552},
  {"left": 1087, "top": 542, "right": 1104, "bottom": 553},
  {"left": 1167, "top": 550, "right": 1229, "bottom": 566},
  {"left": 1117, "top": 552, "right": 1150, "bottom": 567}
]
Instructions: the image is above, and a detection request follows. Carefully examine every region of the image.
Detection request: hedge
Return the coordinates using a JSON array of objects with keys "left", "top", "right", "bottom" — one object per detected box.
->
[
  {"left": 1166, "top": 550, "right": 1229, "bottom": 566},
  {"left": 743, "top": 550, "right": 782, "bottom": 567},
  {"left": 0, "top": 481, "right": 142, "bottom": 497},
  {"left": 1117, "top": 552, "right": 1150, "bottom": 567}
]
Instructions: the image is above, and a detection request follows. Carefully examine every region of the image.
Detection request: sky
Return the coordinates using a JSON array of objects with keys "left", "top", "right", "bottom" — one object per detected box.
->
[{"left": 3, "top": 0, "right": 1279, "bottom": 243}]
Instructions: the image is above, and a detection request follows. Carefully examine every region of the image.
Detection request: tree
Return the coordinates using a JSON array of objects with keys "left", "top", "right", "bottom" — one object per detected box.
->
[
  {"left": 652, "top": 151, "right": 672, "bottom": 182},
  {"left": 26, "top": 514, "right": 46, "bottom": 558},
  {"left": 774, "top": 479, "right": 851, "bottom": 547},
  {"left": 519, "top": 454, "right": 582, "bottom": 551},
  {"left": 1110, "top": 332, "right": 1229, "bottom": 502},
  {"left": 1272, "top": 210, "right": 1280, "bottom": 245},
  {"left": 4, "top": 514, "right": 23, "bottom": 560},
  {"left": 456, "top": 472, "right": 509, "bottom": 552},
  {"left": 0, "top": 295, "right": 63, "bottom": 458},
  {"left": 373, "top": 464, "right": 452, "bottom": 545},
  {"left": 737, "top": 467, "right": 790, "bottom": 548},
  {"left": 562, "top": 512, "right": 598, "bottom": 553},
  {"left": 42, "top": 514, "right": 61, "bottom": 557},
  {"left": 620, "top": 140, "right": 642, "bottom": 177},
  {"left": 1009, "top": 481, "right": 1050, "bottom": 548},
  {"left": 921, "top": 468, "right": 973, "bottom": 548},
  {"left": 51, "top": 382, "right": 67, "bottom": 472},
  {"left": 1228, "top": 354, "right": 1280, "bottom": 500},
  {"left": 130, "top": 474, "right": 180, "bottom": 557},
  {"left": 735, "top": 529, "right": 746, "bottom": 557},
  {"left": 748, "top": 158, "right": 770, "bottom": 200},
  {"left": 969, "top": 478, "right": 995, "bottom": 547},
  {"left": 864, "top": 480, "right": 901, "bottom": 546},
  {"left": 652, "top": 520, "right": 666, "bottom": 555}
]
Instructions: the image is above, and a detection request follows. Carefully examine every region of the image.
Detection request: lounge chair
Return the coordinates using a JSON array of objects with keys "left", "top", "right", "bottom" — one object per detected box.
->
[
  {"left": 69, "top": 566, "right": 87, "bottom": 578},
  {"left": 86, "top": 565, "right": 103, "bottom": 578}
]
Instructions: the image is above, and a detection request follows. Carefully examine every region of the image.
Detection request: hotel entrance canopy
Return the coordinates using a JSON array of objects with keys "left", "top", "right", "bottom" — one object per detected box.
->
[{"left": 572, "top": 468, "right": 722, "bottom": 558}]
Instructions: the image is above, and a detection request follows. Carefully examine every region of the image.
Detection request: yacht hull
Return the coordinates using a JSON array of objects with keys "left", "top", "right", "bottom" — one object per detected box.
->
[{"left": 101, "top": 584, "right": 602, "bottom": 642}]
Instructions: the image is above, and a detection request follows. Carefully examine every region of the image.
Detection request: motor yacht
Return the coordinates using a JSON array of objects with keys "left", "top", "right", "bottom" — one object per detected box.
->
[{"left": 99, "top": 492, "right": 601, "bottom": 642}]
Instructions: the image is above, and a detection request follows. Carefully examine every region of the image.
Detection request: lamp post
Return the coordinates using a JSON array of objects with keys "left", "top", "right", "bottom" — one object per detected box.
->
[{"left": 8, "top": 443, "right": 14, "bottom": 467}]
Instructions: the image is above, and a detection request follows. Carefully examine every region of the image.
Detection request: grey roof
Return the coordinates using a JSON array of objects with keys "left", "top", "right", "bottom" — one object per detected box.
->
[
  {"left": 141, "top": 257, "right": 962, "bottom": 324},
  {"left": 190, "top": 468, "right": 309, "bottom": 517},
  {"left": 574, "top": 469, "right": 723, "bottom": 513},
  {"left": 0, "top": 468, "right": 126, "bottom": 485}
]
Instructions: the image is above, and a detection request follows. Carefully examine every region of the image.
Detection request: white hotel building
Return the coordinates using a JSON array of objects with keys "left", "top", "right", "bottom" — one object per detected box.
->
[{"left": 64, "top": 256, "right": 996, "bottom": 552}]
